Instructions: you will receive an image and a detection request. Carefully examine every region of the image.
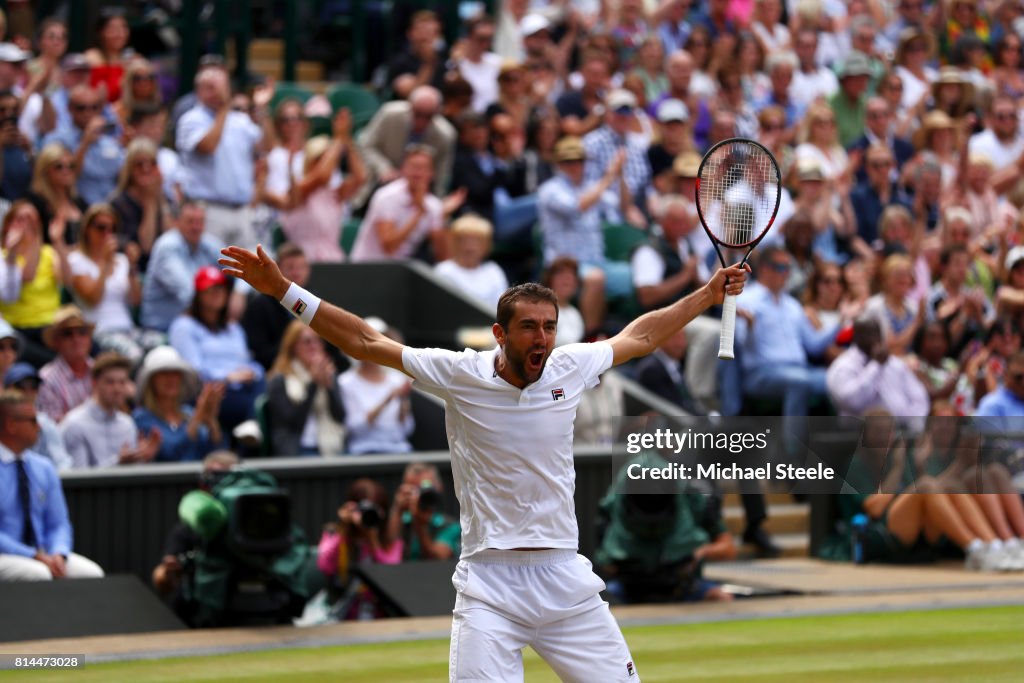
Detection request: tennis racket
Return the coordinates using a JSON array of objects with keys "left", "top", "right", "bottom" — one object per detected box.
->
[{"left": 694, "top": 138, "right": 781, "bottom": 360}]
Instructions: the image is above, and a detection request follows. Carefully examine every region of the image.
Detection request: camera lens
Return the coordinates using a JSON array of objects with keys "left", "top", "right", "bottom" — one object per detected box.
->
[
  {"left": 418, "top": 486, "right": 442, "bottom": 512},
  {"left": 358, "top": 499, "right": 382, "bottom": 528}
]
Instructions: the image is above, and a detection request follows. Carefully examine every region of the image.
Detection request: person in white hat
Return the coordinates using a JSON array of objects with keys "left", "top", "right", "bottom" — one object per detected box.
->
[{"left": 133, "top": 345, "right": 225, "bottom": 463}]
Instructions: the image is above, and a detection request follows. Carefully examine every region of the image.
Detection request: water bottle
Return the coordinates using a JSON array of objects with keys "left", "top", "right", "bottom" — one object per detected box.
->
[{"left": 851, "top": 513, "right": 869, "bottom": 565}]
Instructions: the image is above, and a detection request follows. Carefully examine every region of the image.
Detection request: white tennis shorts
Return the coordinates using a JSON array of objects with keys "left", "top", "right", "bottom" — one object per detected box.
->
[{"left": 449, "top": 549, "right": 640, "bottom": 683}]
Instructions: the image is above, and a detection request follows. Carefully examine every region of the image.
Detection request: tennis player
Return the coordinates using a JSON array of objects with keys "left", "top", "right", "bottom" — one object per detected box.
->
[{"left": 220, "top": 244, "right": 748, "bottom": 682}]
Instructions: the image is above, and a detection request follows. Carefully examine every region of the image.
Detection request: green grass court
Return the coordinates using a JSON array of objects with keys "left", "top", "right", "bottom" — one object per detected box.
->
[{"left": 10, "top": 605, "right": 1024, "bottom": 682}]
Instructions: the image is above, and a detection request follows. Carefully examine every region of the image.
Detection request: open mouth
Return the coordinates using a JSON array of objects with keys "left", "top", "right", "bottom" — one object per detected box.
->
[{"left": 527, "top": 350, "right": 545, "bottom": 371}]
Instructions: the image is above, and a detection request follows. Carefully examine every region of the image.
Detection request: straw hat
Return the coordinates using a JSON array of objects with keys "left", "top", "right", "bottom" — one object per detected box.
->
[
  {"left": 672, "top": 151, "right": 701, "bottom": 178},
  {"left": 912, "top": 110, "right": 957, "bottom": 149},
  {"left": 930, "top": 66, "right": 975, "bottom": 114},
  {"left": 42, "top": 305, "right": 95, "bottom": 349},
  {"left": 553, "top": 136, "right": 586, "bottom": 162},
  {"left": 894, "top": 27, "right": 937, "bottom": 65}
]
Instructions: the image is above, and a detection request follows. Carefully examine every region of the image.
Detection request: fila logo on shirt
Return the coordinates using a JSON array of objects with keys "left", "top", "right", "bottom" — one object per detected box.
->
[
  {"left": 551, "top": 388, "right": 565, "bottom": 401},
  {"left": 626, "top": 661, "right": 636, "bottom": 677}
]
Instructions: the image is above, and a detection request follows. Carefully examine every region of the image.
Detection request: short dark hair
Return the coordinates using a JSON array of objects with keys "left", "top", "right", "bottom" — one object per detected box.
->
[
  {"left": 276, "top": 241, "right": 305, "bottom": 262},
  {"left": 402, "top": 144, "right": 435, "bottom": 165},
  {"left": 128, "top": 103, "right": 164, "bottom": 126},
  {"left": 0, "top": 389, "right": 30, "bottom": 421},
  {"left": 939, "top": 244, "right": 969, "bottom": 267},
  {"left": 757, "top": 244, "right": 788, "bottom": 269},
  {"left": 466, "top": 15, "right": 494, "bottom": 35},
  {"left": 496, "top": 283, "right": 559, "bottom": 330},
  {"left": 91, "top": 352, "right": 133, "bottom": 380},
  {"left": 542, "top": 257, "right": 579, "bottom": 287}
]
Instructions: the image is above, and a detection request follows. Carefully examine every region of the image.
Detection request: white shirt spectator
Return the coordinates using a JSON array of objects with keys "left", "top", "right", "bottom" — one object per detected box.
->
[
  {"left": 968, "top": 129, "right": 1024, "bottom": 173},
  {"left": 434, "top": 259, "right": 509, "bottom": 309},
  {"left": 349, "top": 179, "right": 443, "bottom": 261},
  {"left": 338, "top": 367, "right": 414, "bottom": 455},
  {"left": 895, "top": 64, "right": 937, "bottom": 112},
  {"left": 790, "top": 68, "right": 838, "bottom": 110},
  {"left": 826, "top": 345, "right": 930, "bottom": 425},
  {"left": 66, "top": 252, "right": 134, "bottom": 333},
  {"left": 458, "top": 53, "right": 504, "bottom": 112}
]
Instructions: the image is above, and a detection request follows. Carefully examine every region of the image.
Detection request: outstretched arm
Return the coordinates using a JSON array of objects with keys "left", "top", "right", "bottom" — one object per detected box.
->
[
  {"left": 608, "top": 264, "right": 749, "bottom": 366},
  {"left": 219, "top": 245, "right": 407, "bottom": 373}
]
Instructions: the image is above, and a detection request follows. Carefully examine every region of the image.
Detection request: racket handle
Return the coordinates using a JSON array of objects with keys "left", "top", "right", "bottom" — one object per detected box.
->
[{"left": 719, "top": 294, "right": 737, "bottom": 360}]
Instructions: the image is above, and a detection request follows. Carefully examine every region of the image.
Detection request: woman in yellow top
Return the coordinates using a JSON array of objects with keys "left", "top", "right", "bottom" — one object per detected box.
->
[{"left": 0, "top": 200, "right": 73, "bottom": 366}]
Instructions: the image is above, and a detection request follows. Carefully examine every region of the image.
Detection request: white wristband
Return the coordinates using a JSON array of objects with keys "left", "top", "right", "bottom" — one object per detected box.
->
[{"left": 280, "top": 282, "right": 321, "bottom": 325}]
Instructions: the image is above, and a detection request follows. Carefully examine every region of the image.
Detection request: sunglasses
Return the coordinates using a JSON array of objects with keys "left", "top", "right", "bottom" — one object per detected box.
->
[
  {"left": 277, "top": 114, "right": 304, "bottom": 124},
  {"left": 994, "top": 112, "right": 1018, "bottom": 121},
  {"left": 52, "top": 161, "right": 75, "bottom": 171},
  {"left": 59, "top": 326, "right": 91, "bottom": 339},
  {"left": 71, "top": 102, "right": 101, "bottom": 112},
  {"left": 761, "top": 122, "right": 784, "bottom": 131},
  {"left": 14, "top": 379, "right": 40, "bottom": 391},
  {"left": 134, "top": 158, "right": 157, "bottom": 169},
  {"left": 769, "top": 261, "right": 791, "bottom": 272},
  {"left": 132, "top": 73, "right": 157, "bottom": 81},
  {"left": 819, "top": 276, "right": 842, "bottom": 284},
  {"left": 90, "top": 221, "right": 116, "bottom": 232}
]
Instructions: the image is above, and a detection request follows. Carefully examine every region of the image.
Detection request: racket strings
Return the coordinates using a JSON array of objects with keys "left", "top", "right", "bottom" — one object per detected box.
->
[{"left": 697, "top": 142, "right": 780, "bottom": 248}]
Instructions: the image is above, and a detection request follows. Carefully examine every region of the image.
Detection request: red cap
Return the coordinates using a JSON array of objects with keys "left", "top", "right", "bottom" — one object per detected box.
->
[{"left": 194, "top": 266, "right": 228, "bottom": 292}]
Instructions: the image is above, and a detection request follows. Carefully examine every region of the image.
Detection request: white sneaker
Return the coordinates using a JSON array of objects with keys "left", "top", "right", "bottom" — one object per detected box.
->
[
  {"left": 965, "top": 545, "right": 1016, "bottom": 572},
  {"left": 1004, "top": 539, "right": 1024, "bottom": 571}
]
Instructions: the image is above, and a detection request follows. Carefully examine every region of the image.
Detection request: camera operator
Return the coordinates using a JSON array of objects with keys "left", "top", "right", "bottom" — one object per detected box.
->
[
  {"left": 596, "top": 452, "right": 736, "bottom": 604},
  {"left": 387, "top": 462, "right": 460, "bottom": 561},
  {"left": 151, "top": 449, "right": 238, "bottom": 622}
]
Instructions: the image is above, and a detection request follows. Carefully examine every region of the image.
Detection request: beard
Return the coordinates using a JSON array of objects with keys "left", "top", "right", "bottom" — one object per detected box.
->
[{"left": 506, "top": 345, "right": 551, "bottom": 385}]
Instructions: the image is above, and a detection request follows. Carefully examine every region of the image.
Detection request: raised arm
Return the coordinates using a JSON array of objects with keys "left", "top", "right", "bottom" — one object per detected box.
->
[
  {"left": 219, "top": 245, "right": 407, "bottom": 373},
  {"left": 608, "top": 264, "right": 748, "bottom": 365}
]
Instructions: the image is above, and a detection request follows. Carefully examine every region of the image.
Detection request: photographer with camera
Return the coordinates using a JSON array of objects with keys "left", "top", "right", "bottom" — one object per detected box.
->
[
  {"left": 317, "top": 478, "right": 402, "bottom": 620},
  {"left": 388, "top": 462, "right": 460, "bottom": 561},
  {"left": 336, "top": 478, "right": 403, "bottom": 565}
]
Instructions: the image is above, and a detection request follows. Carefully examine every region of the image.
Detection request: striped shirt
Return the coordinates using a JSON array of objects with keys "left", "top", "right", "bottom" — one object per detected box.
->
[{"left": 37, "top": 357, "right": 93, "bottom": 423}]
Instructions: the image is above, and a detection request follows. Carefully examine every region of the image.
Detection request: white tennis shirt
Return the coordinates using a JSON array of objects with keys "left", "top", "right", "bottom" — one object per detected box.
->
[{"left": 402, "top": 342, "right": 614, "bottom": 559}]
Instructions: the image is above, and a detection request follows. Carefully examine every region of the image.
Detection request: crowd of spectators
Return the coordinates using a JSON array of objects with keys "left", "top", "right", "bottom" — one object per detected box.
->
[{"left": 3, "top": 1, "right": 1024, "bottom": 583}]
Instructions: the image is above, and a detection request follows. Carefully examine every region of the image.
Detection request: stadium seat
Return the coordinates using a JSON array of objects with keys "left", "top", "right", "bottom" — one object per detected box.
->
[
  {"left": 340, "top": 219, "right": 361, "bottom": 255},
  {"left": 326, "top": 84, "right": 380, "bottom": 132},
  {"left": 603, "top": 223, "right": 648, "bottom": 262},
  {"left": 269, "top": 82, "right": 314, "bottom": 115}
]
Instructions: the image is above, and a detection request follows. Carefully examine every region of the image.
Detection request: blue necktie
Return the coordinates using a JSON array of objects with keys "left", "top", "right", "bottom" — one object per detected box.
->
[{"left": 16, "top": 458, "right": 37, "bottom": 549}]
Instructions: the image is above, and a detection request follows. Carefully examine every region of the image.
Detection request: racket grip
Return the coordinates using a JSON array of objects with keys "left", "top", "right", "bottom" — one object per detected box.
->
[{"left": 718, "top": 294, "right": 737, "bottom": 360}]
